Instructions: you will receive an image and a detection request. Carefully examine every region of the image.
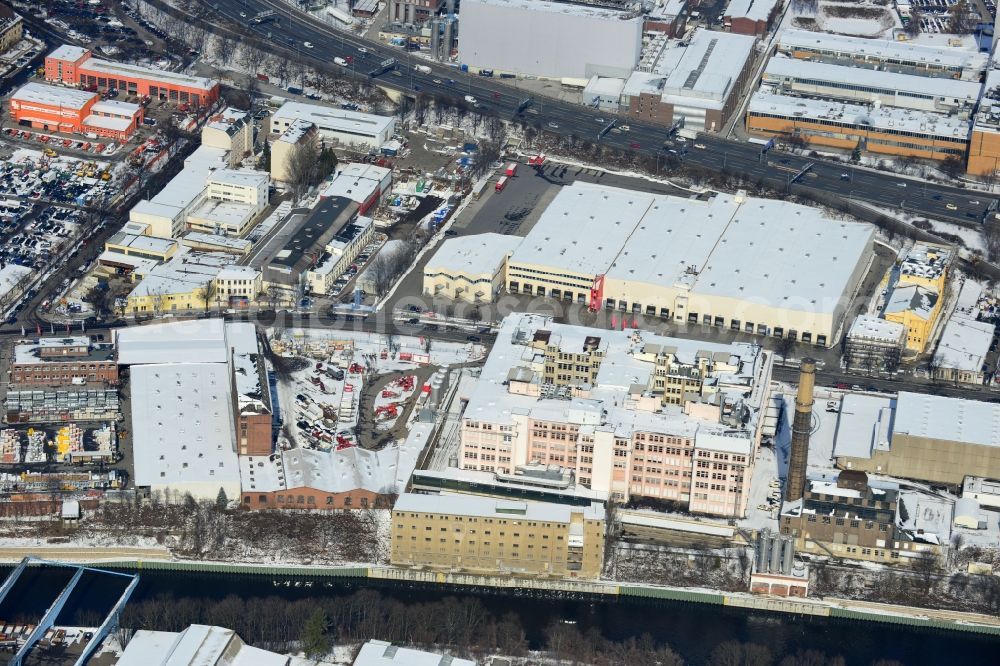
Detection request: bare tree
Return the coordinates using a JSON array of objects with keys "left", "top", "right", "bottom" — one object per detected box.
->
[
  {"left": 285, "top": 141, "right": 322, "bottom": 201},
  {"left": 214, "top": 36, "right": 237, "bottom": 66}
]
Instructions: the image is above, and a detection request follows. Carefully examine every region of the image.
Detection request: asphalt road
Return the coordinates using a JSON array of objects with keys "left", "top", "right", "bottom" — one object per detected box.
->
[{"left": 205, "top": 0, "right": 998, "bottom": 225}]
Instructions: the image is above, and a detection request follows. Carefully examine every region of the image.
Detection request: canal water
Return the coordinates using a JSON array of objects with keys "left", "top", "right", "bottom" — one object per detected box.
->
[{"left": 3, "top": 566, "right": 997, "bottom": 665}]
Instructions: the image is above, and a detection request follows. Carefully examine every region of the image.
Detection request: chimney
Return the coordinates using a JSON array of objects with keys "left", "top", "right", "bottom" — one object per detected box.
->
[{"left": 785, "top": 358, "right": 816, "bottom": 502}]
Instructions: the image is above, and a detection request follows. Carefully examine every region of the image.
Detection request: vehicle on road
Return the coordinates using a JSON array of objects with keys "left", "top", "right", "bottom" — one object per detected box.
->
[
  {"left": 240, "top": 11, "right": 247, "bottom": 17},
  {"left": 840, "top": 173, "right": 849, "bottom": 180},
  {"left": 304, "top": 41, "right": 313, "bottom": 48},
  {"left": 548, "top": 122, "right": 559, "bottom": 129},
  {"left": 447, "top": 79, "right": 456, "bottom": 85},
  {"left": 433, "top": 78, "right": 442, "bottom": 84},
  {"left": 358, "top": 47, "right": 368, "bottom": 53},
  {"left": 415, "top": 65, "right": 432, "bottom": 74},
  {"left": 595, "top": 117, "right": 605, "bottom": 123},
  {"left": 897, "top": 182, "right": 907, "bottom": 187},
  {"left": 693, "top": 143, "right": 705, "bottom": 149},
  {"left": 464, "top": 95, "right": 477, "bottom": 104},
  {"left": 334, "top": 57, "right": 347, "bottom": 66},
  {"left": 629, "top": 142, "right": 641, "bottom": 149},
  {"left": 495, "top": 175, "right": 508, "bottom": 192},
  {"left": 946, "top": 203, "right": 958, "bottom": 210},
  {"left": 619, "top": 125, "right": 630, "bottom": 132},
  {"left": 444, "top": 230, "right": 458, "bottom": 236},
  {"left": 467, "top": 335, "right": 481, "bottom": 342}
]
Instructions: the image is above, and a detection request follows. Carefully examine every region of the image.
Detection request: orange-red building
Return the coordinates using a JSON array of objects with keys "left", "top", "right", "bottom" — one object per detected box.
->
[
  {"left": 9, "top": 81, "right": 143, "bottom": 141},
  {"left": 45, "top": 44, "right": 220, "bottom": 108}
]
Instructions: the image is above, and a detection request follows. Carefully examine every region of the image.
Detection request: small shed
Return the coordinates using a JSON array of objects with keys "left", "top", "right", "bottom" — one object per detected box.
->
[
  {"left": 61, "top": 500, "right": 81, "bottom": 523},
  {"left": 954, "top": 497, "right": 987, "bottom": 530}
]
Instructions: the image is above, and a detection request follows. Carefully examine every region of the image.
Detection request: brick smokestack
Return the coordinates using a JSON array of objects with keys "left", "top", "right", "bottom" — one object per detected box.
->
[{"left": 785, "top": 358, "right": 816, "bottom": 502}]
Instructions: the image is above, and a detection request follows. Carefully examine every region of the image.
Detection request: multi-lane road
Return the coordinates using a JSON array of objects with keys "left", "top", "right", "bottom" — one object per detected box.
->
[{"left": 206, "top": 0, "right": 998, "bottom": 225}]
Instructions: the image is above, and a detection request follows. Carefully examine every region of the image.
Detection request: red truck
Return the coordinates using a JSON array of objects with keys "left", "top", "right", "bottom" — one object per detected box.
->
[
  {"left": 504, "top": 162, "right": 517, "bottom": 177},
  {"left": 495, "top": 175, "right": 508, "bottom": 192}
]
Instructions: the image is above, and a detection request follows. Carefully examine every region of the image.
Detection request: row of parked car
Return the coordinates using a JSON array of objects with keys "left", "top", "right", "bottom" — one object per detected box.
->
[
  {"left": 0, "top": 151, "right": 117, "bottom": 206},
  {"left": 330, "top": 238, "right": 384, "bottom": 296},
  {"left": 3, "top": 128, "right": 117, "bottom": 157}
]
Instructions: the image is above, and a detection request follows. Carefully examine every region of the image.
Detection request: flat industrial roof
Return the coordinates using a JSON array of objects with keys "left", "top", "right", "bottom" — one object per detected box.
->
[
  {"left": 115, "top": 318, "right": 228, "bottom": 365},
  {"left": 833, "top": 393, "right": 895, "bottom": 459},
  {"left": 83, "top": 114, "right": 133, "bottom": 132},
  {"left": 694, "top": 197, "right": 874, "bottom": 311},
  {"left": 131, "top": 145, "right": 228, "bottom": 221},
  {"left": 425, "top": 232, "right": 522, "bottom": 276},
  {"left": 12, "top": 82, "right": 95, "bottom": 109},
  {"left": 182, "top": 231, "right": 251, "bottom": 252},
  {"left": 934, "top": 317, "right": 993, "bottom": 372},
  {"left": 658, "top": 30, "right": 755, "bottom": 106},
  {"left": 894, "top": 391, "right": 1000, "bottom": 448},
  {"left": 764, "top": 56, "right": 983, "bottom": 102},
  {"left": 208, "top": 168, "right": 269, "bottom": 188},
  {"left": 130, "top": 362, "right": 239, "bottom": 489},
  {"left": 268, "top": 196, "right": 359, "bottom": 271},
  {"left": 354, "top": 640, "right": 475, "bottom": 666},
  {"left": 106, "top": 232, "right": 176, "bottom": 254},
  {"left": 748, "top": 91, "right": 972, "bottom": 139},
  {"left": 394, "top": 491, "right": 606, "bottom": 522},
  {"left": 725, "top": 0, "right": 778, "bottom": 21},
  {"left": 508, "top": 183, "right": 654, "bottom": 276},
  {"left": 463, "top": 0, "right": 631, "bottom": 19},
  {"left": 81, "top": 57, "right": 219, "bottom": 91},
  {"left": 778, "top": 28, "right": 988, "bottom": 72},
  {"left": 91, "top": 99, "right": 141, "bottom": 116},
  {"left": 187, "top": 198, "right": 257, "bottom": 229},
  {"left": 514, "top": 182, "right": 873, "bottom": 315},
  {"left": 47, "top": 44, "right": 89, "bottom": 62},
  {"left": 271, "top": 101, "right": 393, "bottom": 137},
  {"left": 848, "top": 314, "right": 906, "bottom": 343}
]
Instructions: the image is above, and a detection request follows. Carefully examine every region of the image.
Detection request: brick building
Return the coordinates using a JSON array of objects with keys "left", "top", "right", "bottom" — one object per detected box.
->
[
  {"left": 45, "top": 44, "right": 219, "bottom": 108},
  {"left": 10, "top": 337, "right": 118, "bottom": 386}
]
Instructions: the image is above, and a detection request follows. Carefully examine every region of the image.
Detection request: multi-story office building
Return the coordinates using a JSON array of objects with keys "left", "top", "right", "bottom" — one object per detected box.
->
[
  {"left": 458, "top": 314, "right": 773, "bottom": 517},
  {"left": 776, "top": 29, "right": 987, "bottom": 81},
  {"left": 746, "top": 92, "right": 969, "bottom": 162},
  {"left": 391, "top": 492, "right": 607, "bottom": 579}
]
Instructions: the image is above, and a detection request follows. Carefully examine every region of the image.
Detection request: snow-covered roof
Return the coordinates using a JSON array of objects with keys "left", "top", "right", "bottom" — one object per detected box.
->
[
  {"left": 11, "top": 82, "right": 95, "bottom": 109},
  {"left": 107, "top": 232, "right": 176, "bottom": 254},
  {"left": 657, "top": 30, "right": 756, "bottom": 108},
  {"left": 47, "top": 44, "right": 89, "bottom": 62},
  {"left": 462, "top": 0, "right": 631, "bottom": 20},
  {"left": 897, "top": 489, "right": 953, "bottom": 544},
  {"left": 394, "top": 491, "right": 606, "bottom": 523},
  {"left": 83, "top": 114, "right": 133, "bottom": 132},
  {"left": 353, "top": 640, "right": 476, "bottom": 666},
  {"left": 748, "top": 91, "right": 971, "bottom": 140},
  {"left": 848, "top": 315, "right": 906, "bottom": 344},
  {"left": 725, "top": 0, "right": 778, "bottom": 22},
  {"left": 425, "top": 233, "right": 522, "bottom": 277},
  {"left": 207, "top": 168, "right": 269, "bottom": 189},
  {"left": 0, "top": 264, "right": 31, "bottom": 299},
  {"left": 584, "top": 75, "right": 627, "bottom": 98},
  {"left": 778, "top": 28, "right": 988, "bottom": 74},
  {"left": 82, "top": 57, "right": 219, "bottom": 91},
  {"left": 934, "top": 317, "right": 993, "bottom": 373},
  {"left": 129, "top": 363, "right": 239, "bottom": 492},
  {"left": 275, "top": 118, "right": 314, "bottom": 145},
  {"left": 884, "top": 284, "right": 937, "bottom": 320},
  {"left": 763, "top": 55, "right": 982, "bottom": 103},
  {"left": 117, "top": 625, "right": 288, "bottom": 665},
  {"left": 115, "top": 318, "right": 228, "bottom": 365},
  {"left": 833, "top": 393, "right": 895, "bottom": 460},
  {"left": 182, "top": 232, "right": 252, "bottom": 253},
  {"left": 91, "top": 99, "right": 142, "bottom": 116},
  {"left": 894, "top": 391, "right": 1000, "bottom": 448},
  {"left": 900, "top": 242, "right": 950, "bottom": 281},
  {"left": 271, "top": 102, "right": 393, "bottom": 139}
]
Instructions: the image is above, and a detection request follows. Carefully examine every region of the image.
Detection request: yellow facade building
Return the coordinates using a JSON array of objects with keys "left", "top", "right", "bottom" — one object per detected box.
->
[
  {"left": 882, "top": 243, "right": 950, "bottom": 352},
  {"left": 390, "top": 493, "right": 606, "bottom": 580}
]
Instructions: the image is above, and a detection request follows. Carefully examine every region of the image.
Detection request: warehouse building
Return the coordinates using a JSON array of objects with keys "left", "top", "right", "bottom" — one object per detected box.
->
[
  {"left": 354, "top": 641, "right": 475, "bottom": 666},
  {"left": 505, "top": 182, "right": 874, "bottom": 347},
  {"left": 9, "top": 81, "right": 143, "bottom": 140},
  {"left": 458, "top": 313, "right": 774, "bottom": 516},
  {"left": 621, "top": 29, "right": 756, "bottom": 132},
  {"left": 835, "top": 392, "right": 1000, "bottom": 486},
  {"left": 130, "top": 362, "right": 241, "bottom": 502},
  {"left": 723, "top": 0, "right": 779, "bottom": 36},
  {"left": 423, "top": 233, "right": 522, "bottom": 302},
  {"left": 645, "top": 0, "right": 688, "bottom": 35},
  {"left": 746, "top": 92, "right": 969, "bottom": 162},
  {"left": 391, "top": 492, "right": 607, "bottom": 579},
  {"left": 319, "top": 163, "right": 392, "bottom": 215},
  {"left": 46, "top": 44, "right": 220, "bottom": 107},
  {"left": 270, "top": 101, "right": 394, "bottom": 150},
  {"left": 761, "top": 57, "right": 982, "bottom": 114},
  {"left": 457, "top": 0, "right": 643, "bottom": 80},
  {"left": 776, "top": 29, "right": 988, "bottom": 81},
  {"left": 258, "top": 196, "right": 364, "bottom": 290}
]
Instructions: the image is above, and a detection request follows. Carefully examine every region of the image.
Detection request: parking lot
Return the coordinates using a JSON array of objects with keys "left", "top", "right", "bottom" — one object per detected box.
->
[{"left": 0, "top": 146, "right": 117, "bottom": 205}]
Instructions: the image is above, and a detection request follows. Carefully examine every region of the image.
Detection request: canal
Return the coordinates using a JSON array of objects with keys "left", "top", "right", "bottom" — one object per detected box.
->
[{"left": 2, "top": 565, "right": 998, "bottom": 664}]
